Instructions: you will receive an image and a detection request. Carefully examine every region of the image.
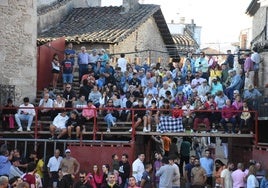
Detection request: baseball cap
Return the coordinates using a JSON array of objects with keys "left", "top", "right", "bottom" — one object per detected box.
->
[{"left": 65, "top": 149, "right": 71, "bottom": 153}]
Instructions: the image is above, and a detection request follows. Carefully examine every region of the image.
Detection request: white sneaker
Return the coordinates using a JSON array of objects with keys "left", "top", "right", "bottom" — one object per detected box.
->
[
  {"left": 129, "top": 128, "right": 132, "bottom": 132},
  {"left": 27, "top": 127, "right": 31, "bottom": 132},
  {"left": 17, "top": 127, "right": 23, "bottom": 132},
  {"left": 147, "top": 125, "right": 151, "bottom": 132},
  {"left": 143, "top": 127, "right": 148, "bottom": 132},
  {"left": 106, "top": 128, "right": 111, "bottom": 132}
]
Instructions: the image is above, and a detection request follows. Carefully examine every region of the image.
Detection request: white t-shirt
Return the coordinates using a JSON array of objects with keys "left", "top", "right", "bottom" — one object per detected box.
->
[
  {"left": 117, "top": 57, "right": 127, "bottom": 72},
  {"left": 53, "top": 114, "right": 69, "bottom": 129},
  {"left": 247, "top": 174, "right": 259, "bottom": 188},
  {"left": 132, "top": 158, "right": 145, "bottom": 182},
  {"left": 221, "top": 169, "right": 233, "bottom": 188}
]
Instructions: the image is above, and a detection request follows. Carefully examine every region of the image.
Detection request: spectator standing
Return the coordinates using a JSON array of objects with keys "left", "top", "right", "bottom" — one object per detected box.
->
[
  {"left": 244, "top": 53, "right": 255, "bottom": 90},
  {"left": 251, "top": 46, "right": 261, "bottom": 87},
  {"left": 47, "top": 149, "right": 63, "bottom": 188},
  {"left": 15, "top": 97, "right": 36, "bottom": 132},
  {"left": 77, "top": 46, "right": 90, "bottom": 81},
  {"left": 225, "top": 50, "right": 234, "bottom": 69},
  {"left": 117, "top": 53, "right": 128, "bottom": 73},
  {"left": 61, "top": 53, "right": 75, "bottom": 90},
  {"left": 184, "top": 156, "right": 195, "bottom": 188},
  {"left": 51, "top": 53, "right": 61, "bottom": 91},
  {"left": 132, "top": 153, "right": 145, "bottom": 185},
  {"left": 0, "top": 145, "right": 13, "bottom": 176},
  {"left": 118, "top": 154, "right": 131, "bottom": 188},
  {"left": 127, "top": 176, "right": 140, "bottom": 188},
  {"left": 191, "top": 157, "right": 207, "bottom": 188},
  {"left": 260, "top": 170, "right": 268, "bottom": 188},
  {"left": 59, "top": 149, "right": 80, "bottom": 187},
  {"left": 152, "top": 152, "right": 163, "bottom": 188},
  {"left": 232, "top": 163, "right": 246, "bottom": 188},
  {"left": 220, "top": 161, "right": 234, "bottom": 188},
  {"left": 200, "top": 149, "right": 214, "bottom": 187},
  {"left": 247, "top": 165, "right": 259, "bottom": 188},
  {"left": 64, "top": 43, "right": 76, "bottom": 62},
  {"left": 155, "top": 157, "right": 176, "bottom": 188},
  {"left": 179, "top": 137, "right": 191, "bottom": 177},
  {"left": 140, "top": 163, "right": 152, "bottom": 188}
]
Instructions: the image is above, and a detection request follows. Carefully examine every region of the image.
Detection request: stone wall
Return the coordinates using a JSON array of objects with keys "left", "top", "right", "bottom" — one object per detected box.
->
[
  {"left": 112, "top": 17, "right": 170, "bottom": 65},
  {"left": 259, "top": 51, "right": 268, "bottom": 95},
  {"left": 0, "top": 0, "right": 37, "bottom": 104},
  {"left": 252, "top": 7, "right": 266, "bottom": 43}
]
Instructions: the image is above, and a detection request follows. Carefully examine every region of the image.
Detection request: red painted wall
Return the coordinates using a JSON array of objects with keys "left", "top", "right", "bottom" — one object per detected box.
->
[
  {"left": 69, "top": 144, "right": 135, "bottom": 173},
  {"left": 252, "top": 148, "right": 268, "bottom": 169},
  {"left": 37, "top": 37, "right": 65, "bottom": 90}
]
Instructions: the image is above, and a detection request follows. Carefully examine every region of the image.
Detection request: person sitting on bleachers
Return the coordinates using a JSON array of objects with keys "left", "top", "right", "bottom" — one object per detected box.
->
[
  {"left": 2, "top": 98, "right": 17, "bottom": 131},
  {"left": 49, "top": 110, "right": 69, "bottom": 140},
  {"left": 81, "top": 99, "right": 96, "bottom": 132},
  {"left": 220, "top": 99, "right": 237, "bottom": 134},
  {"left": 129, "top": 99, "right": 149, "bottom": 133},
  {"left": 88, "top": 85, "right": 102, "bottom": 108},
  {"left": 38, "top": 93, "right": 53, "bottom": 121},
  {"left": 66, "top": 111, "right": 82, "bottom": 140},
  {"left": 102, "top": 99, "right": 118, "bottom": 132},
  {"left": 238, "top": 101, "right": 253, "bottom": 134},
  {"left": 181, "top": 100, "right": 194, "bottom": 131},
  {"left": 15, "top": 97, "right": 36, "bottom": 132},
  {"left": 52, "top": 94, "right": 65, "bottom": 119},
  {"left": 147, "top": 100, "right": 159, "bottom": 132},
  {"left": 62, "top": 84, "right": 76, "bottom": 109},
  {"left": 193, "top": 99, "right": 210, "bottom": 133}
]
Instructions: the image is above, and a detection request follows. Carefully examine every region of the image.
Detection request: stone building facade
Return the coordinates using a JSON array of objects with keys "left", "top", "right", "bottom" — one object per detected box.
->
[
  {"left": 0, "top": 0, "right": 37, "bottom": 104},
  {"left": 246, "top": 1, "right": 268, "bottom": 94}
]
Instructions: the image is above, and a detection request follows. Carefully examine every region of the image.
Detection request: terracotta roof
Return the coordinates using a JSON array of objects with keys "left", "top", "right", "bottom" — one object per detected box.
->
[
  {"left": 172, "top": 33, "right": 198, "bottom": 52},
  {"left": 37, "top": 5, "right": 175, "bottom": 55}
]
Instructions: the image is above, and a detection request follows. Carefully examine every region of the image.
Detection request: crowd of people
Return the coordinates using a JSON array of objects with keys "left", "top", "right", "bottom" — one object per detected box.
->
[
  {"left": 1, "top": 44, "right": 263, "bottom": 136},
  {"left": 0, "top": 140, "right": 268, "bottom": 188}
]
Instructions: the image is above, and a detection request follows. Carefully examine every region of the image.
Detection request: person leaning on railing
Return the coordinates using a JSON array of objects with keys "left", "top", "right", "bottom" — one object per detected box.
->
[{"left": 2, "top": 98, "right": 17, "bottom": 131}]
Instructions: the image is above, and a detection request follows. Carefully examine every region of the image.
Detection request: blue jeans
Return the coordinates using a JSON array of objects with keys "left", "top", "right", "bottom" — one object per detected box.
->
[
  {"left": 79, "top": 64, "right": 88, "bottom": 80},
  {"left": 15, "top": 114, "right": 34, "bottom": 128},
  {"left": 62, "top": 73, "right": 73, "bottom": 84},
  {"left": 104, "top": 113, "right": 116, "bottom": 128}
]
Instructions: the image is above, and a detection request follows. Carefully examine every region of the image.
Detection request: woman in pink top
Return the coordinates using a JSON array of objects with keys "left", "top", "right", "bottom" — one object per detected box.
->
[
  {"left": 232, "top": 94, "right": 243, "bottom": 110},
  {"left": 86, "top": 165, "right": 103, "bottom": 188},
  {"left": 81, "top": 100, "right": 96, "bottom": 132}
]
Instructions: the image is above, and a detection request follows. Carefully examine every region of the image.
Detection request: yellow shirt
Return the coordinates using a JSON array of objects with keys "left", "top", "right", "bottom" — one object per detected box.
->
[{"left": 36, "top": 159, "right": 44, "bottom": 178}]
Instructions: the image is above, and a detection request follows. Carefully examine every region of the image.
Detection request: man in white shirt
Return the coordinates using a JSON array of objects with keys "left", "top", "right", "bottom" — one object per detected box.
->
[
  {"left": 49, "top": 111, "right": 69, "bottom": 140},
  {"left": 132, "top": 153, "right": 145, "bottom": 185},
  {"left": 117, "top": 53, "right": 128, "bottom": 73},
  {"left": 47, "top": 149, "right": 63, "bottom": 188},
  {"left": 251, "top": 46, "right": 261, "bottom": 87},
  {"left": 15, "top": 97, "right": 36, "bottom": 132}
]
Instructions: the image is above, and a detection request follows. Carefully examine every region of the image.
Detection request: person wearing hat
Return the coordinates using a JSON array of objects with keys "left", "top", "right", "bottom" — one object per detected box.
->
[{"left": 59, "top": 149, "right": 80, "bottom": 187}]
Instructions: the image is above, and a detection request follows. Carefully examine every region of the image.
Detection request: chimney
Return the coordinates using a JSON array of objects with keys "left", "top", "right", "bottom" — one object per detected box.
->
[
  {"left": 179, "top": 17, "right": 185, "bottom": 24},
  {"left": 122, "top": 0, "right": 140, "bottom": 13}
]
